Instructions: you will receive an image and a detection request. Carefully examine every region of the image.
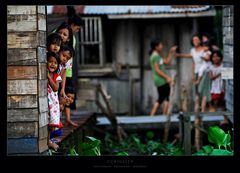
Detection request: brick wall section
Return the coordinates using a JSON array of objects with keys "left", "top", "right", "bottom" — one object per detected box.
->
[
  {"left": 222, "top": 6, "right": 233, "bottom": 112},
  {"left": 7, "top": 6, "right": 48, "bottom": 154}
]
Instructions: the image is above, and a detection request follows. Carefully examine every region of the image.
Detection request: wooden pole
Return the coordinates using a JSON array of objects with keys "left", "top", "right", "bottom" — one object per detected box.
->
[
  {"left": 183, "top": 113, "right": 191, "bottom": 155},
  {"left": 163, "top": 74, "right": 176, "bottom": 144}
]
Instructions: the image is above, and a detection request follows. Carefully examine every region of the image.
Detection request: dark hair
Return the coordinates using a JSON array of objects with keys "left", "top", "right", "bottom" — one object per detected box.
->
[
  {"left": 59, "top": 44, "right": 75, "bottom": 58},
  {"left": 65, "top": 86, "right": 75, "bottom": 94},
  {"left": 47, "top": 33, "right": 62, "bottom": 50},
  {"left": 56, "top": 22, "right": 73, "bottom": 47},
  {"left": 149, "top": 38, "right": 162, "bottom": 55},
  {"left": 47, "top": 51, "right": 61, "bottom": 72},
  {"left": 191, "top": 34, "right": 201, "bottom": 46},
  {"left": 210, "top": 50, "right": 223, "bottom": 63},
  {"left": 68, "top": 14, "right": 84, "bottom": 26}
]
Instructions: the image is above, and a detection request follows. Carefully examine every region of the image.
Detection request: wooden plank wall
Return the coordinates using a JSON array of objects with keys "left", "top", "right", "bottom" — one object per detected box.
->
[
  {"left": 222, "top": 6, "right": 233, "bottom": 112},
  {"left": 7, "top": 6, "right": 48, "bottom": 154}
]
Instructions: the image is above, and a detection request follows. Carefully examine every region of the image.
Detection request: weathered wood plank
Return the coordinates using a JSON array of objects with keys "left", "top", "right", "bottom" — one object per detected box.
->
[
  {"left": 7, "top": 48, "right": 36, "bottom": 63},
  {"left": 38, "top": 14, "right": 46, "bottom": 31},
  {"left": 8, "top": 32, "right": 38, "bottom": 48},
  {"left": 8, "top": 138, "right": 38, "bottom": 154},
  {"left": 39, "top": 96, "right": 48, "bottom": 113},
  {"left": 37, "top": 31, "right": 46, "bottom": 47},
  {"left": 7, "top": 6, "right": 36, "bottom": 15},
  {"left": 8, "top": 122, "right": 38, "bottom": 138},
  {"left": 8, "top": 95, "right": 38, "bottom": 108},
  {"left": 39, "top": 79, "right": 47, "bottom": 97},
  {"left": 7, "top": 66, "right": 37, "bottom": 79},
  {"left": 38, "top": 47, "right": 47, "bottom": 63},
  {"left": 39, "top": 125, "right": 48, "bottom": 140},
  {"left": 37, "top": 6, "right": 46, "bottom": 14},
  {"left": 8, "top": 80, "right": 37, "bottom": 95},
  {"left": 38, "top": 63, "right": 46, "bottom": 80},
  {"left": 7, "top": 15, "right": 37, "bottom": 32},
  {"left": 39, "top": 111, "right": 48, "bottom": 127},
  {"left": 7, "top": 59, "right": 37, "bottom": 66},
  {"left": 38, "top": 137, "right": 48, "bottom": 153},
  {"left": 7, "top": 108, "right": 38, "bottom": 122}
]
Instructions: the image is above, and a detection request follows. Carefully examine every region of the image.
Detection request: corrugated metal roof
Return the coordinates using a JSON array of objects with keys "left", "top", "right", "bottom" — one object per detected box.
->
[
  {"left": 51, "top": 5, "right": 212, "bottom": 15},
  {"left": 83, "top": 5, "right": 211, "bottom": 15}
]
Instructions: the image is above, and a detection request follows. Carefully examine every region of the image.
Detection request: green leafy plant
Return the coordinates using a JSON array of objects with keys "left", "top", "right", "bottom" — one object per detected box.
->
[
  {"left": 82, "top": 136, "right": 101, "bottom": 156},
  {"left": 193, "top": 125, "right": 233, "bottom": 156},
  {"left": 68, "top": 146, "right": 79, "bottom": 156}
]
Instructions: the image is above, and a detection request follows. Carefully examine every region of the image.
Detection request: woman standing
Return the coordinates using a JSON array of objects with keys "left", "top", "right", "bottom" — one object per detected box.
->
[{"left": 149, "top": 38, "right": 177, "bottom": 116}]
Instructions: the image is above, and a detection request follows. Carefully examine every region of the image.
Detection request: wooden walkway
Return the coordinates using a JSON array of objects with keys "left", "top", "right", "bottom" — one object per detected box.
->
[
  {"left": 96, "top": 112, "right": 233, "bottom": 130},
  {"left": 54, "top": 109, "right": 96, "bottom": 144}
]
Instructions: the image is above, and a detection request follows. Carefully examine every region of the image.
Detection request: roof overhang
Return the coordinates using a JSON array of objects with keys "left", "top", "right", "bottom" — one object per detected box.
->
[{"left": 107, "top": 9, "right": 216, "bottom": 19}]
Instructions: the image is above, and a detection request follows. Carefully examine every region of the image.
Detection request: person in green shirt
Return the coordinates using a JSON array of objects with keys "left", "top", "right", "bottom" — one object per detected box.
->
[{"left": 149, "top": 38, "right": 177, "bottom": 116}]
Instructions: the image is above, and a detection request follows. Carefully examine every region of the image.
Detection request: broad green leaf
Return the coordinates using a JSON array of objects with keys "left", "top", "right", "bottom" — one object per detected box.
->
[
  {"left": 116, "top": 152, "right": 129, "bottom": 156},
  {"left": 207, "top": 126, "right": 226, "bottom": 148},
  {"left": 209, "top": 149, "right": 233, "bottom": 156}
]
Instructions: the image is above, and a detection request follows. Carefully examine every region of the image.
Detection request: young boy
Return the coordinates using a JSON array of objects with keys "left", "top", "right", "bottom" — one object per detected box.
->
[{"left": 64, "top": 86, "right": 78, "bottom": 127}]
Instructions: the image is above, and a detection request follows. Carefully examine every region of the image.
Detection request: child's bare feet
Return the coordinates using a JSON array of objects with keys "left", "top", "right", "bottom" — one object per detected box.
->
[
  {"left": 48, "top": 140, "right": 59, "bottom": 151},
  {"left": 66, "top": 120, "right": 79, "bottom": 127}
]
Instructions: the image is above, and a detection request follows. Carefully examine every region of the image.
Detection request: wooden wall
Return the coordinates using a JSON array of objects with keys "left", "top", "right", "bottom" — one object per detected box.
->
[
  {"left": 222, "top": 6, "right": 233, "bottom": 112},
  {"left": 7, "top": 6, "right": 48, "bottom": 154}
]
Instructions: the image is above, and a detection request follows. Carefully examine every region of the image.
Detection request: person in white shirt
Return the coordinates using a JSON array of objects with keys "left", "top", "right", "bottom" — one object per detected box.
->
[{"left": 208, "top": 50, "right": 225, "bottom": 112}]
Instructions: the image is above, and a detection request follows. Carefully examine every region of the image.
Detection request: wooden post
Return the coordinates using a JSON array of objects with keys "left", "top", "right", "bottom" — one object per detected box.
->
[
  {"left": 178, "top": 111, "right": 184, "bottom": 148},
  {"left": 183, "top": 113, "right": 191, "bottom": 156},
  {"left": 7, "top": 6, "right": 48, "bottom": 155},
  {"left": 163, "top": 74, "right": 176, "bottom": 144}
]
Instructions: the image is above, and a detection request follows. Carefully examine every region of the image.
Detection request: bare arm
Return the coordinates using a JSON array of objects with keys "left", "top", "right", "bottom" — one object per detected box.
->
[
  {"left": 60, "top": 69, "right": 67, "bottom": 97},
  {"left": 164, "top": 46, "right": 177, "bottom": 65},
  {"left": 175, "top": 53, "right": 192, "bottom": 58},
  {"left": 209, "top": 71, "right": 221, "bottom": 80},
  {"left": 48, "top": 73, "right": 59, "bottom": 92}
]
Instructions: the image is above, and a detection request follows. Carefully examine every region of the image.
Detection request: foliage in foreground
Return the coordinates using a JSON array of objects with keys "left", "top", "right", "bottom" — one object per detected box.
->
[
  {"left": 193, "top": 126, "right": 233, "bottom": 156},
  {"left": 101, "top": 131, "right": 184, "bottom": 156}
]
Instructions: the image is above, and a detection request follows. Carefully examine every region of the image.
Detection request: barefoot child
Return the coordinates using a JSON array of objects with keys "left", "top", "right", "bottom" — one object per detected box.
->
[
  {"left": 209, "top": 50, "right": 225, "bottom": 112},
  {"left": 47, "top": 51, "right": 62, "bottom": 151}
]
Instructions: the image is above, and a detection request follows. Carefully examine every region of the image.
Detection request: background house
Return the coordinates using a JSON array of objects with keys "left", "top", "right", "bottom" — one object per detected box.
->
[{"left": 47, "top": 5, "right": 222, "bottom": 115}]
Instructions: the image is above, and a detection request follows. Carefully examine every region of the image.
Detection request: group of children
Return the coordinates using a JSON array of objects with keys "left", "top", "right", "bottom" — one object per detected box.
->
[
  {"left": 192, "top": 35, "right": 225, "bottom": 113},
  {"left": 46, "top": 15, "right": 83, "bottom": 151}
]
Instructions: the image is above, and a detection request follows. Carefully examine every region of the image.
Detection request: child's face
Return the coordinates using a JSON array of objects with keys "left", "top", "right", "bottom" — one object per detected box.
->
[
  {"left": 65, "top": 93, "right": 75, "bottom": 106},
  {"left": 212, "top": 53, "right": 221, "bottom": 64},
  {"left": 58, "top": 28, "right": 70, "bottom": 43},
  {"left": 48, "top": 43, "right": 61, "bottom": 53},
  {"left": 59, "top": 50, "right": 71, "bottom": 65},
  {"left": 47, "top": 56, "right": 58, "bottom": 72}
]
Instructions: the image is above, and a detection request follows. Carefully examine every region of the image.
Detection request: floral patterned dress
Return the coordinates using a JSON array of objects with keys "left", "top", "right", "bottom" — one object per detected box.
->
[{"left": 48, "top": 72, "right": 62, "bottom": 128}]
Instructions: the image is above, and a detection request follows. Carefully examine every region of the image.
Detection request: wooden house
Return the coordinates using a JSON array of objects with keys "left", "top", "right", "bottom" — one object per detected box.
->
[
  {"left": 7, "top": 5, "right": 233, "bottom": 155},
  {"left": 47, "top": 5, "right": 220, "bottom": 114}
]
